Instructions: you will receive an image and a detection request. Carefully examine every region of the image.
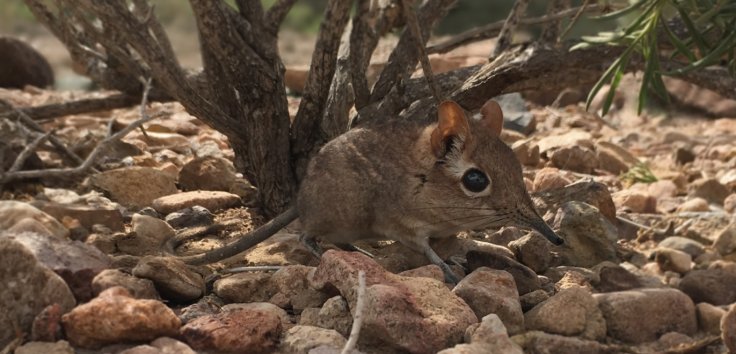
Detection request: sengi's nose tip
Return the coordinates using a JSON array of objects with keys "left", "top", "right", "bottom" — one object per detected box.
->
[{"left": 528, "top": 218, "right": 564, "bottom": 246}]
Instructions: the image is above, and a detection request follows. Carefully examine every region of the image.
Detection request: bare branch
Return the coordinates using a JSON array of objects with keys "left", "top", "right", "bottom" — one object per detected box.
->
[
  {"left": 369, "top": 0, "right": 456, "bottom": 104},
  {"left": 539, "top": 0, "right": 570, "bottom": 43},
  {"left": 342, "top": 271, "right": 366, "bottom": 354},
  {"left": 558, "top": 0, "right": 590, "bottom": 42},
  {"left": 491, "top": 0, "right": 530, "bottom": 59},
  {"left": 427, "top": 4, "right": 602, "bottom": 54},
  {"left": 265, "top": 0, "right": 298, "bottom": 32},
  {"left": 6, "top": 131, "right": 52, "bottom": 174},
  {"left": 400, "top": 0, "right": 444, "bottom": 103},
  {"left": 236, "top": 0, "right": 265, "bottom": 26},
  {"left": 15, "top": 93, "right": 166, "bottom": 122},
  {"left": 290, "top": 0, "right": 354, "bottom": 177},
  {"left": 0, "top": 80, "right": 162, "bottom": 184}
]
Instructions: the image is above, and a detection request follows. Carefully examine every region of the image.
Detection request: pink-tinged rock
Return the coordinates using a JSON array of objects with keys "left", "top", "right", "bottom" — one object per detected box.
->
[
  {"left": 7, "top": 231, "right": 111, "bottom": 302},
  {"left": 647, "top": 180, "right": 678, "bottom": 200},
  {"left": 723, "top": 305, "right": 736, "bottom": 353},
  {"left": 178, "top": 156, "right": 238, "bottom": 192},
  {"left": 0, "top": 201, "right": 68, "bottom": 239},
  {"left": 61, "top": 287, "right": 180, "bottom": 348},
  {"left": 453, "top": 268, "right": 524, "bottom": 335},
  {"left": 214, "top": 271, "right": 275, "bottom": 303},
  {"left": 92, "top": 269, "right": 160, "bottom": 300},
  {"left": 31, "top": 304, "right": 64, "bottom": 342},
  {"left": 594, "top": 288, "right": 697, "bottom": 343},
  {"left": 310, "top": 250, "right": 478, "bottom": 353},
  {"left": 270, "top": 265, "right": 330, "bottom": 311},
  {"left": 595, "top": 141, "right": 639, "bottom": 175},
  {"left": 612, "top": 189, "right": 657, "bottom": 213},
  {"left": 151, "top": 190, "right": 241, "bottom": 214},
  {"left": 279, "top": 325, "right": 347, "bottom": 354},
  {"left": 399, "top": 264, "right": 445, "bottom": 282},
  {"left": 180, "top": 308, "right": 282, "bottom": 353}
]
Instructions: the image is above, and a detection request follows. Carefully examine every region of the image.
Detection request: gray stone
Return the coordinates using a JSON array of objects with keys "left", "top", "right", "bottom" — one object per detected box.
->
[
  {"left": 466, "top": 250, "right": 541, "bottom": 295},
  {"left": 679, "top": 268, "right": 736, "bottom": 305},
  {"left": 525, "top": 287, "right": 605, "bottom": 340},
  {"left": 0, "top": 201, "right": 68, "bottom": 239},
  {"left": 279, "top": 325, "right": 347, "bottom": 354},
  {"left": 453, "top": 268, "right": 524, "bottom": 335},
  {"left": 92, "top": 269, "right": 160, "bottom": 300},
  {"left": 508, "top": 232, "right": 551, "bottom": 273},
  {"left": 723, "top": 305, "right": 736, "bottom": 353},
  {"left": 132, "top": 256, "right": 204, "bottom": 302},
  {"left": 659, "top": 236, "right": 705, "bottom": 258},
  {"left": 164, "top": 205, "right": 214, "bottom": 229},
  {"left": 513, "top": 331, "right": 611, "bottom": 354},
  {"left": 553, "top": 201, "right": 619, "bottom": 267},
  {"left": 117, "top": 214, "right": 175, "bottom": 256},
  {"left": 179, "top": 156, "right": 238, "bottom": 192}
]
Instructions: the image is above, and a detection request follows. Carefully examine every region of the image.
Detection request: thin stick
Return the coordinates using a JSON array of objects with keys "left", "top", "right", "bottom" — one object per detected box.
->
[
  {"left": 220, "top": 266, "right": 284, "bottom": 274},
  {"left": 558, "top": 0, "right": 590, "bottom": 42},
  {"left": 342, "top": 271, "right": 366, "bottom": 354},
  {"left": 400, "top": 0, "right": 444, "bottom": 103},
  {"left": 0, "top": 79, "right": 162, "bottom": 183},
  {"left": 491, "top": 0, "right": 530, "bottom": 59},
  {"left": 6, "top": 131, "right": 52, "bottom": 173}
]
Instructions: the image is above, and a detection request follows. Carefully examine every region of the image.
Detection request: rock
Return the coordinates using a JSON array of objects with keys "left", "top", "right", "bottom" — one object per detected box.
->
[
  {"left": 696, "top": 302, "right": 725, "bottom": 335},
  {"left": 178, "top": 295, "right": 224, "bottom": 325},
  {"left": 33, "top": 201, "right": 125, "bottom": 233},
  {"left": 724, "top": 193, "right": 736, "bottom": 213},
  {"left": 119, "top": 337, "right": 196, "bottom": 354},
  {"left": 4, "top": 231, "right": 111, "bottom": 302},
  {"left": 508, "top": 232, "right": 551, "bottom": 273},
  {"left": 553, "top": 201, "right": 619, "bottom": 267},
  {"left": 519, "top": 289, "right": 549, "bottom": 312},
  {"left": 15, "top": 341, "right": 74, "bottom": 354},
  {"left": 89, "top": 167, "right": 178, "bottom": 209},
  {"left": 647, "top": 180, "right": 678, "bottom": 200},
  {"left": 179, "top": 156, "right": 238, "bottom": 192},
  {"left": 180, "top": 308, "right": 282, "bottom": 353},
  {"left": 300, "top": 296, "right": 353, "bottom": 337},
  {"left": 92, "top": 269, "right": 159, "bottom": 299},
  {"left": 513, "top": 331, "right": 611, "bottom": 354},
  {"left": 679, "top": 269, "right": 736, "bottom": 305},
  {"left": 511, "top": 139, "right": 540, "bottom": 166},
  {"left": 676, "top": 197, "right": 710, "bottom": 212},
  {"left": 723, "top": 305, "right": 736, "bottom": 353},
  {"left": 0, "top": 201, "right": 68, "bottom": 239},
  {"left": 151, "top": 190, "right": 241, "bottom": 214},
  {"left": 0, "top": 236, "right": 76, "bottom": 349},
  {"left": 221, "top": 302, "right": 291, "bottom": 330},
  {"left": 132, "top": 256, "right": 204, "bottom": 302},
  {"left": 689, "top": 178, "right": 729, "bottom": 205},
  {"left": 533, "top": 180, "right": 617, "bottom": 223},
  {"left": 486, "top": 226, "right": 524, "bottom": 247},
  {"left": 595, "top": 141, "right": 639, "bottom": 175},
  {"left": 213, "top": 271, "right": 275, "bottom": 303},
  {"left": 591, "top": 262, "right": 641, "bottom": 292},
  {"left": 713, "top": 223, "right": 736, "bottom": 256},
  {"left": 594, "top": 288, "right": 697, "bottom": 343},
  {"left": 62, "top": 287, "right": 180, "bottom": 348},
  {"left": 532, "top": 167, "right": 571, "bottom": 192},
  {"left": 164, "top": 206, "right": 214, "bottom": 229},
  {"left": 399, "top": 264, "right": 445, "bottom": 282},
  {"left": 466, "top": 250, "right": 541, "bottom": 295},
  {"left": 441, "top": 314, "right": 523, "bottom": 354},
  {"left": 116, "top": 214, "right": 175, "bottom": 256},
  {"left": 270, "top": 265, "right": 330, "bottom": 311},
  {"left": 279, "top": 325, "right": 347, "bottom": 354},
  {"left": 537, "top": 130, "right": 593, "bottom": 153},
  {"left": 86, "top": 232, "right": 117, "bottom": 254},
  {"left": 310, "top": 250, "right": 478, "bottom": 353},
  {"left": 659, "top": 236, "right": 705, "bottom": 258},
  {"left": 654, "top": 248, "right": 692, "bottom": 274},
  {"left": 453, "top": 268, "right": 524, "bottom": 335},
  {"left": 0, "top": 36, "right": 53, "bottom": 88},
  {"left": 549, "top": 145, "right": 598, "bottom": 174},
  {"left": 31, "top": 303, "right": 65, "bottom": 341},
  {"left": 612, "top": 189, "right": 657, "bottom": 213},
  {"left": 525, "top": 287, "right": 605, "bottom": 340},
  {"left": 555, "top": 270, "right": 593, "bottom": 291},
  {"left": 674, "top": 146, "right": 696, "bottom": 165},
  {"left": 496, "top": 93, "right": 536, "bottom": 135}
]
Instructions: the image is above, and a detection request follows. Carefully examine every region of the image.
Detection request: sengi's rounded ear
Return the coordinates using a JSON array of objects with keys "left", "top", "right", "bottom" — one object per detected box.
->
[
  {"left": 479, "top": 99, "right": 503, "bottom": 137},
  {"left": 431, "top": 101, "right": 470, "bottom": 158}
]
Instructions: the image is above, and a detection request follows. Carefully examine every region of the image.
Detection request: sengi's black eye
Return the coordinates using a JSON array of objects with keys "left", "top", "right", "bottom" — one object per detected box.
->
[{"left": 462, "top": 168, "right": 489, "bottom": 193}]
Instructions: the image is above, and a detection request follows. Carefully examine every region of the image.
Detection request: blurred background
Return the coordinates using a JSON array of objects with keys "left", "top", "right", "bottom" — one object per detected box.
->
[{"left": 0, "top": 0, "right": 614, "bottom": 90}]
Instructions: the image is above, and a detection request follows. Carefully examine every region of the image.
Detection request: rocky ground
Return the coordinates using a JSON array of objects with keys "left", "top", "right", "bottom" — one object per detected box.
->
[{"left": 2, "top": 61, "right": 736, "bottom": 353}]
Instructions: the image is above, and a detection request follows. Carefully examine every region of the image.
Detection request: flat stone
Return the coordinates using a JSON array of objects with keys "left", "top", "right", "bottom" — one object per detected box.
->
[
  {"left": 116, "top": 214, "right": 175, "bottom": 256},
  {"left": 132, "top": 256, "right": 204, "bottom": 302},
  {"left": 92, "top": 269, "right": 160, "bottom": 300},
  {"left": 89, "top": 167, "right": 178, "bottom": 209},
  {"left": 213, "top": 271, "right": 275, "bottom": 303},
  {"left": 33, "top": 201, "right": 124, "bottom": 232},
  {"left": 525, "top": 287, "right": 605, "bottom": 340},
  {"left": 179, "top": 156, "right": 238, "bottom": 192},
  {"left": 180, "top": 308, "right": 282, "bottom": 353},
  {"left": 151, "top": 190, "right": 241, "bottom": 214},
  {"left": 15, "top": 341, "right": 74, "bottom": 354}
]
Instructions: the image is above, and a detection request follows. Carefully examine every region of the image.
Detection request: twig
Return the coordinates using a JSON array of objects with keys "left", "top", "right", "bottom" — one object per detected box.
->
[
  {"left": 400, "top": 0, "right": 444, "bottom": 103},
  {"left": 558, "top": 0, "right": 590, "bottom": 42},
  {"left": 220, "top": 266, "right": 284, "bottom": 274},
  {"left": 342, "top": 271, "right": 366, "bottom": 354},
  {"left": 539, "top": 0, "right": 570, "bottom": 43},
  {"left": 0, "top": 99, "right": 87, "bottom": 168},
  {"left": 0, "top": 79, "right": 163, "bottom": 183},
  {"left": 6, "top": 131, "right": 52, "bottom": 174},
  {"left": 491, "top": 0, "right": 530, "bottom": 59},
  {"left": 14, "top": 93, "right": 153, "bottom": 122},
  {"left": 427, "top": 4, "right": 602, "bottom": 54}
]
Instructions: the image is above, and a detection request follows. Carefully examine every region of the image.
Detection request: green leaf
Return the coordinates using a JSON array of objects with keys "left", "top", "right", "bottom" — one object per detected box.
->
[
  {"left": 677, "top": 5, "right": 711, "bottom": 54},
  {"left": 667, "top": 25, "right": 736, "bottom": 74},
  {"left": 663, "top": 19, "right": 697, "bottom": 61},
  {"left": 592, "top": 0, "right": 649, "bottom": 20}
]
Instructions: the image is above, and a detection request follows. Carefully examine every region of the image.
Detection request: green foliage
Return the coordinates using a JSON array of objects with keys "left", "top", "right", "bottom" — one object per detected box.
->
[
  {"left": 620, "top": 162, "right": 658, "bottom": 186},
  {"left": 576, "top": 0, "right": 736, "bottom": 116}
]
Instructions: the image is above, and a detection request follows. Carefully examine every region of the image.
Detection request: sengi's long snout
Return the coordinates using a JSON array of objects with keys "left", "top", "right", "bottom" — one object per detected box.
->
[{"left": 526, "top": 217, "right": 564, "bottom": 245}]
